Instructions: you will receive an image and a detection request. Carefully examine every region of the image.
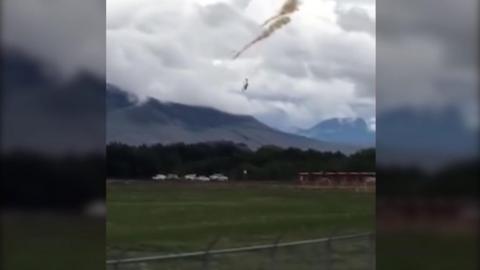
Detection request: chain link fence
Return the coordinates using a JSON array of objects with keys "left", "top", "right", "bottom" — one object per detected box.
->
[{"left": 107, "top": 232, "right": 375, "bottom": 270}]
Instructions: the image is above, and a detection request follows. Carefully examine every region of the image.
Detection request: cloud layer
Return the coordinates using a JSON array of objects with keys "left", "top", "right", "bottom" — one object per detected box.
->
[
  {"left": 107, "top": 0, "right": 375, "bottom": 131},
  {"left": 377, "top": 0, "right": 477, "bottom": 114},
  {"left": 2, "top": 0, "right": 105, "bottom": 78}
]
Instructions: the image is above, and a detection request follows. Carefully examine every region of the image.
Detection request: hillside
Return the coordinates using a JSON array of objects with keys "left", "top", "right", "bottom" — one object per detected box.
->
[
  {"left": 299, "top": 118, "right": 375, "bottom": 147},
  {"left": 107, "top": 85, "right": 358, "bottom": 153}
]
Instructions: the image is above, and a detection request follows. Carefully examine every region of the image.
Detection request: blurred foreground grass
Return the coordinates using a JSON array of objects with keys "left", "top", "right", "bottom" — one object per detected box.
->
[
  {"left": 377, "top": 230, "right": 478, "bottom": 270},
  {"left": 2, "top": 213, "right": 104, "bottom": 270}
]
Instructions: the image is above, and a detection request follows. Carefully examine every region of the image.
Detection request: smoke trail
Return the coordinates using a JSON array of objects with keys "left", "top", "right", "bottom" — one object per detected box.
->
[
  {"left": 261, "top": 0, "right": 299, "bottom": 27},
  {"left": 233, "top": 16, "right": 291, "bottom": 59}
]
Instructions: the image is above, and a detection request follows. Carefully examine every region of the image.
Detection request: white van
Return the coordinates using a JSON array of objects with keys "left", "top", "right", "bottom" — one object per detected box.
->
[
  {"left": 195, "top": 176, "right": 210, "bottom": 182},
  {"left": 152, "top": 174, "right": 166, "bottom": 181},
  {"left": 209, "top": 174, "right": 229, "bottom": 182},
  {"left": 184, "top": 174, "right": 197, "bottom": 181}
]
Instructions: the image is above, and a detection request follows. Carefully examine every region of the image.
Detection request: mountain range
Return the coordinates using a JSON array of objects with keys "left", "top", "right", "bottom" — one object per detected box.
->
[
  {"left": 107, "top": 85, "right": 360, "bottom": 153},
  {"left": 298, "top": 118, "right": 375, "bottom": 147},
  {"left": 377, "top": 107, "right": 478, "bottom": 169},
  {"left": 3, "top": 49, "right": 105, "bottom": 154}
]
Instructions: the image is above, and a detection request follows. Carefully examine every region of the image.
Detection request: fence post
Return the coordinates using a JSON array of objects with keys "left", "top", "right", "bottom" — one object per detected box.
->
[
  {"left": 112, "top": 249, "right": 127, "bottom": 270},
  {"left": 202, "top": 236, "right": 221, "bottom": 270},
  {"left": 324, "top": 236, "right": 333, "bottom": 270},
  {"left": 268, "top": 234, "right": 284, "bottom": 270},
  {"left": 313, "top": 239, "right": 324, "bottom": 270},
  {"left": 368, "top": 233, "right": 376, "bottom": 270},
  {"left": 139, "top": 262, "right": 149, "bottom": 270}
]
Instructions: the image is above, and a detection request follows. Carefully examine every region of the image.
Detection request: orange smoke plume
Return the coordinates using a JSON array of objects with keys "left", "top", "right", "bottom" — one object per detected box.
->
[
  {"left": 233, "top": 16, "right": 291, "bottom": 59},
  {"left": 261, "top": 0, "right": 300, "bottom": 27}
]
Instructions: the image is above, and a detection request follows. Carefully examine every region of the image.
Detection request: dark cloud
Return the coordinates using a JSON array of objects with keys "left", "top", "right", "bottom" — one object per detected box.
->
[
  {"left": 377, "top": 0, "right": 478, "bottom": 168},
  {"left": 336, "top": 7, "right": 375, "bottom": 36},
  {"left": 377, "top": 0, "right": 477, "bottom": 113},
  {"left": 378, "top": 0, "right": 476, "bottom": 70},
  {"left": 2, "top": 0, "right": 105, "bottom": 78}
]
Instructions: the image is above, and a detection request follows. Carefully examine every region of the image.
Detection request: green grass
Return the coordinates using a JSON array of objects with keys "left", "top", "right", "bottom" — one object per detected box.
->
[
  {"left": 377, "top": 231, "right": 478, "bottom": 270},
  {"left": 107, "top": 182, "right": 374, "bottom": 254},
  {"left": 2, "top": 213, "right": 105, "bottom": 270}
]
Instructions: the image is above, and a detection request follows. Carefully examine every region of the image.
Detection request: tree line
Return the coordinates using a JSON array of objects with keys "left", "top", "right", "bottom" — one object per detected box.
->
[
  {"left": 2, "top": 151, "right": 105, "bottom": 210},
  {"left": 107, "top": 142, "right": 375, "bottom": 181},
  {"left": 377, "top": 159, "right": 478, "bottom": 198}
]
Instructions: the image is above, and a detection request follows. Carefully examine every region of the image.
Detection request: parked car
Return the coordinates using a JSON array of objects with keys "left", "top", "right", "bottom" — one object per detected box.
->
[
  {"left": 195, "top": 176, "right": 210, "bottom": 182},
  {"left": 209, "top": 173, "right": 229, "bottom": 182},
  {"left": 166, "top": 174, "right": 179, "bottom": 180},
  {"left": 216, "top": 175, "right": 229, "bottom": 182},
  {"left": 152, "top": 174, "right": 166, "bottom": 181},
  {"left": 184, "top": 174, "right": 196, "bottom": 181}
]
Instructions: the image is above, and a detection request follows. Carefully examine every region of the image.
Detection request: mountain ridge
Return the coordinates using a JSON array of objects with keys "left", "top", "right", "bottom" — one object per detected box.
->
[
  {"left": 298, "top": 117, "right": 375, "bottom": 147},
  {"left": 107, "top": 85, "right": 360, "bottom": 153}
]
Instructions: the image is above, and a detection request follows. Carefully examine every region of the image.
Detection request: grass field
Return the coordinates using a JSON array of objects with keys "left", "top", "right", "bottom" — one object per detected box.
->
[
  {"left": 378, "top": 231, "right": 478, "bottom": 270},
  {"left": 107, "top": 181, "right": 374, "bottom": 255},
  {"left": 2, "top": 213, "right": 104, "bottom": 270}
]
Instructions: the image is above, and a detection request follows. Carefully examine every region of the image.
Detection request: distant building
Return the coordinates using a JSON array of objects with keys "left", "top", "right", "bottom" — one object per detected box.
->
[{"left": 298, "top": 171, "right": 375, "bottom": 187}]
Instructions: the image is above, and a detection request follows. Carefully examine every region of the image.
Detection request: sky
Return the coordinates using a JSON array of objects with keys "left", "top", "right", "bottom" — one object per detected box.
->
[
  {"left": 377, "top": 0, "right": 478, "bottom": 120},
  {"left": 375, "top": 0, "right": 478, "bottom": 167},
  {"left": 2, "top": 0, "right": 105, "bottom": 79},
  {"left": 3, "top": 0, "right": 474, "bottom": 138},
  {"left": 107, "top": 0, "right": 376, "bottom": 132}
]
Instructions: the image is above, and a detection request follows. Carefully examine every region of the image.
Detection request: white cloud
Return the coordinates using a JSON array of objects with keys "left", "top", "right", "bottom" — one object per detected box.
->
[{"left": 107, "top": 0, "right": 375, "bottom": 130}]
